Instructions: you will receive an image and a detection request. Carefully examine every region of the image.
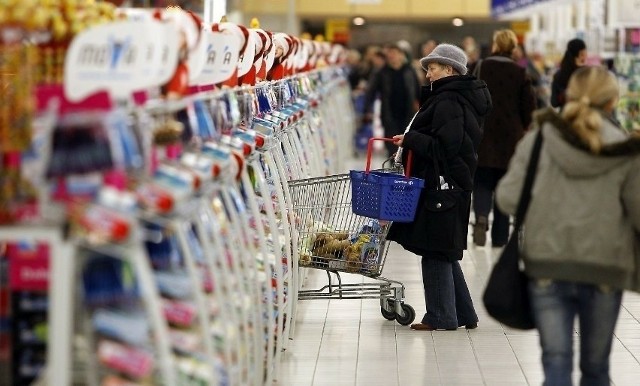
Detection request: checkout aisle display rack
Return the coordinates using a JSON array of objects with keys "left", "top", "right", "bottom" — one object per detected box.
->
[
  {"left": 4, "top": 70, "right": 352, "bottom": 386},
  {"left": 0, "top": 7, "right": 354, "bottom": 386}
]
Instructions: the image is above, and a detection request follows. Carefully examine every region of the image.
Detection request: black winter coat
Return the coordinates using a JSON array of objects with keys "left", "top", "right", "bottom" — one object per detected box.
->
[
  {"left": 473, "top": 54, "right": 536, "bottom": 169},
  {"left": 386, "top": 75, "right": 492, "bottom": 260},
  {"left": 364, "top": 63, "right": 420, "bottom": 132}
]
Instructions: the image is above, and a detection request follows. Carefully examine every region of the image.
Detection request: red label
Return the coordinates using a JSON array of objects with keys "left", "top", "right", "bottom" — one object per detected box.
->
[{"left": 7, "top": 243, "right": 50, "bottom": 291}]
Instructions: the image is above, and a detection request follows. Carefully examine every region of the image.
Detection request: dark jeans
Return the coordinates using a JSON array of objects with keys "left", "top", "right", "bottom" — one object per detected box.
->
[
  {"left": 420, "top": 256, "right": 478, "bottom": 329},
  {"left": 473, "top": 167, "right": 509, "bottom": 244},
  {"left": 529, "top": 279, "right": 622, "bottom": 386}
]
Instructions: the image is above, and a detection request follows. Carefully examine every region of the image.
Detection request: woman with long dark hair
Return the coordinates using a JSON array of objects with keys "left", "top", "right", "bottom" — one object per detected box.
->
[{"left": 550, "top": 38, "right": 587, "bottom": 108}]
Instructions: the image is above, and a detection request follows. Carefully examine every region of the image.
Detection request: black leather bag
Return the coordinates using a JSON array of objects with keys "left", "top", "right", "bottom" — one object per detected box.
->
[
  {"left": 420, "top": 185, "right": 471, "bottom": 252},
  {"left": 482, "top": 130, "right": 544, "bottom": 330}
]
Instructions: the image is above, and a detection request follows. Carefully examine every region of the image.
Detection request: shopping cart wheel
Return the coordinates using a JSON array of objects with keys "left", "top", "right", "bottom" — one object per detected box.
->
[
  {"left": 381, "top": 306, "right": 396, "bottom": 320},
  {"left": 395, "top": 303, "right": 416, "bottom": 326}
]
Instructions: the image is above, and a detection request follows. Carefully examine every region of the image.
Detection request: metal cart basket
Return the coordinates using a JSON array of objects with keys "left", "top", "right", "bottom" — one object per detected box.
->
[{"left": 289, "top": 173, "right": 416, "bottom": 325}]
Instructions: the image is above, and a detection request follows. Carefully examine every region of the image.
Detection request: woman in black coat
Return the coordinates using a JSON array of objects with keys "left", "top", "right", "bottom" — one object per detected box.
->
[
  {"left": 470, "top": 29, "right": 536, "bottom": 247},
  {"left": 387, "top": 43, "right": 492, "bottom": 331}
]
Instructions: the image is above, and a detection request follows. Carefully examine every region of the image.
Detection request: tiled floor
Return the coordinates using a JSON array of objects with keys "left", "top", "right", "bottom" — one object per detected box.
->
[
  {"left": 279, "top": 242, "right": 640, "bottom": 385},
  {"left": 278, "top": 157, "right": 640, "bottom": 386}
]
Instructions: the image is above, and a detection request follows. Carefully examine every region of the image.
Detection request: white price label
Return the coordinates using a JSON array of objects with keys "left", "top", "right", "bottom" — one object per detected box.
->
[
  {"left": 188, "top": 28, "right": 209, "bottom": 83},
  {"left": 194, "top": 32, "right": 241, "bottom": 86},
  {"left": 64, "top": 20, "right": 179, "bottom": 101},
  {"left": 237, "top": 31, "right": 256, "bottom": 77}
]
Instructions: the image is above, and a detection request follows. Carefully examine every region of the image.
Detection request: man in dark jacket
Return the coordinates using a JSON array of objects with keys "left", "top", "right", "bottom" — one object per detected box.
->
[
  {"left": 364, "top": 43, "right": 420, "bottom": 157},
  {"left": 387, "top": 43, "right": 492, "bottom": 331}
]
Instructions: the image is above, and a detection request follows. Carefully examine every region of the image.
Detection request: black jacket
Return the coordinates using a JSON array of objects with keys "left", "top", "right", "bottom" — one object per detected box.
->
[
  {"left": 474, "top": 55, "right": 536, "bottom": 169},
  {"left": 387, "top": 75, "right": 492, "bottom": 259},
  {"left": 364, "top": 63, "right": 420, "bottom": 129},
  {"left": 402, "top": 75, "right": 491, "bottom": 189}
]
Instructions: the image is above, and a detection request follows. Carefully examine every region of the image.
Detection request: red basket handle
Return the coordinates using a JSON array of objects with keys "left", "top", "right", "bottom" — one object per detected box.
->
[{"left": 365, "top": 137, "right": 412, "bottom": 177}]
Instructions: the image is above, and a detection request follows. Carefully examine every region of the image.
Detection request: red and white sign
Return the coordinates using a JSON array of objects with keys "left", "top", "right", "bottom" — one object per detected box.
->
[{"left": 7, "top": 242, "right": 50, "bottom": 291}]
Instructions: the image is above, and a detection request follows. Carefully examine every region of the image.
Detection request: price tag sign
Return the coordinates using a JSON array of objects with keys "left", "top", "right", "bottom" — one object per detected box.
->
[
  {"left": 64, "top": 20, "right": 179, "bottom": 101},
  {"left": 237, "top": 31, "right": 256, "bottom": 77},
  {"left": 194, "top": 32, "right": 241, "bottom": 86},
  {"left": 143, "top": 21, "right": 180, "bottom": 87},
  {"left": 264, "top": 42, "right": 276, "bottom": 73},
  {"left": 188, "top": 28, "right": 210, "bottom": 83}
]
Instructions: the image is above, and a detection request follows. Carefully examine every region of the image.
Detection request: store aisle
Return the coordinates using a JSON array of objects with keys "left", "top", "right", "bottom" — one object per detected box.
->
[{"left": 279, "top": 219, "right": 640, "bottom": 386}]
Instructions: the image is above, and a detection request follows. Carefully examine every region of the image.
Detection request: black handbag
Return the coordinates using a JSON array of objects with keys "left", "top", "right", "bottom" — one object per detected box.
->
[
  {"left": 482, "top": 129, "right": 544, "bottom": 330},
  {"left": 420, "top": 141, "right": 470, "bottom": 251}
]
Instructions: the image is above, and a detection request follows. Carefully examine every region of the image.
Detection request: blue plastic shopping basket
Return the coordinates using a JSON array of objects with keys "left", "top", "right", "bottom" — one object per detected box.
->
[{"left": 350, "top": 138, "right": 424, "bottom": 222}]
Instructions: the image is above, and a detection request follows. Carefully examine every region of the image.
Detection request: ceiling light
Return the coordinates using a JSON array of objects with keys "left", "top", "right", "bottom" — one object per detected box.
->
[
  {"left": 452, "top": 17, "right": 464, "bottom": 27},
  {"left": 352, "top": 16, "right": 366, "bottom": 26}
]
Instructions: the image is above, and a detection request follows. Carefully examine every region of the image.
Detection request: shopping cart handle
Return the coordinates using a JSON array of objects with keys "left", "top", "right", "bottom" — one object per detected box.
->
[{"left": 366, "top": 137, "right": 412, "bottom": 177}]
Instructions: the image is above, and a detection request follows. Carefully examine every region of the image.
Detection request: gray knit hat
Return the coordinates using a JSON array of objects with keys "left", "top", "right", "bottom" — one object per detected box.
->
[{"left": 420, "top": 43, "right": 468, "bottom": 75}]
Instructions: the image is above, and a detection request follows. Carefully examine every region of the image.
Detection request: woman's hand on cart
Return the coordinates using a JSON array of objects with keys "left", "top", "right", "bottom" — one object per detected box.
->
[{"left": 392, "top": 134, "right": 404, "bottom": 146}]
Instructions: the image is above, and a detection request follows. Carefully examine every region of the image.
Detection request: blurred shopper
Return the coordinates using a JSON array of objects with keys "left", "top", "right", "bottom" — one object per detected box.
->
[
  {"left": 471, "top": 29, "right": 536, "bottom": 247},
  {"left": 348, "top": 45, "right": 384, "bottom": 92},
  {"left": 513, "top": 43, "right": 548, "bottom": 108},
  {"left": 364, "top": 43, "right": 420, "bottom": 157},
  {"left": 413, "top": 39, "right": 439, "bottom": 86},
  {"left": 550, "top": 38, "right": 587, "bottom": 109},
  {"left": 421, "top": 39, "right": 438, "bottom": 57},
  {"left": 496, "top": 66, "right": 640, "bottom": 386},
  {"left": 346, "top": 49, "right": 364, "bottom": 90},
  {"left": 462, "top": 36, "right": 481, "bottom": 69},
  {"left": 387, "top": 44, "right": 492, "bottom": 331},
  {"left": 370, "top": 49, "right": 386, "bottom": 75}
]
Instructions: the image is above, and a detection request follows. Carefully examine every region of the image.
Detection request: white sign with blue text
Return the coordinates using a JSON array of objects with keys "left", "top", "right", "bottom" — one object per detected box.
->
[{"left": 64, "top": 20, "right": 179, "bottom": 101}]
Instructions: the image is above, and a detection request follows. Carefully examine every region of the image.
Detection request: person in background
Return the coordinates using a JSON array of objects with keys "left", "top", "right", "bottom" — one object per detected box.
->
[
  {"left": 513, "top": 43, "right": 548, "bottom": 108},
  {"left": 496, "top": 66, "right": 640, "bottom": 386},
  {"left": 346, "top": 49, "right": 364, "bottom": 90},
  {"left": 397, "top": 39, "right": 413, "bottom": 63},
  {"left": 364, "top": 43, "right": 420, "bottom": 157},
  {"left": 462, "top": 36, "right": 481, "bottom": 70},
  {"left": 421, "top": 39, "right": 438, "bottom": 57},
  {"left": 550, "top": 38, "right": 587, "bottom": 109},
  {"left": 369, "top": 49, "right": 387, "bottom": 76},
  {"left": 471, "top": 29, "right": 536, "bottom": 247},
  {"left": 387, "top": 43, "right": 492, "bottom": 331},
  {"left": 413, "top": 39, "right": 439, "bottom": 86}
]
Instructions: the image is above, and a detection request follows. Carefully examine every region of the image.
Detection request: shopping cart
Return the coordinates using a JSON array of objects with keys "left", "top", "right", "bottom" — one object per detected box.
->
[{"left": 289, "top": 139, "right": 421, "bottom": 326}]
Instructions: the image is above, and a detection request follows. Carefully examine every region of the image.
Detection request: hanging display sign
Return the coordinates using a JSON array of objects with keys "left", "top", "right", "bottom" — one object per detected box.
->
[
  {"left": 64, "top": 20, "right": 179, "bottom": 102},
  {"left": 193, "top": 32, "right": 241, "bottom": 86},
  {"left": 237, "top": 30, "right": 256, "bottom": 77},
  {"left": 491, "top": 0, "right": 549, "bottom": 17},
  {"left": 188, "top": 28, "right": 211, "bottom": 83},
  {"left": 614, "top": 0, "right": 640, "bottom": 25}
]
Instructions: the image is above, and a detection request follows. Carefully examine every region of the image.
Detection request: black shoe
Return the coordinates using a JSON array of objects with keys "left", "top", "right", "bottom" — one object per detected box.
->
[
  {"left": 473, "top": 216, "right": 488, "bottom": 246},
  {"left": 411, "top": 323, "right": 457, "bottom": 331},
  {"left": 465, "top": 322, "right": 478, "bottom": 330}
]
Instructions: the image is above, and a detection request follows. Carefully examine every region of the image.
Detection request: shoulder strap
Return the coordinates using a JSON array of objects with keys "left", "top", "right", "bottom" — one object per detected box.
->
[{"left": 514, "top": 129, "right": 544, "bottom": 229}]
